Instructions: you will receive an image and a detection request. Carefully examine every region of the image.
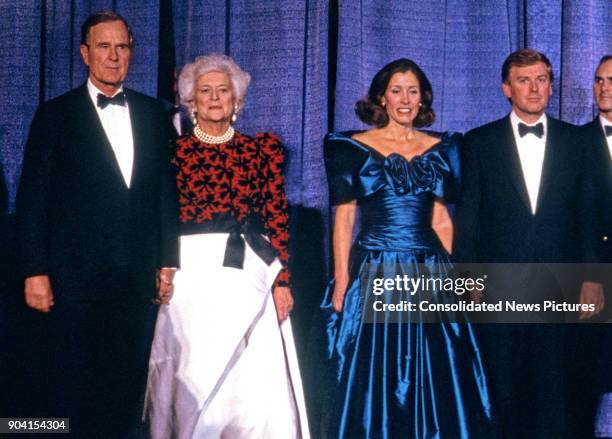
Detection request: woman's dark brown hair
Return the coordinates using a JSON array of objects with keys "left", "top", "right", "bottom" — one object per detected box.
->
[{"left": 355, "top": 58, "right": 435, "bottom": 128}]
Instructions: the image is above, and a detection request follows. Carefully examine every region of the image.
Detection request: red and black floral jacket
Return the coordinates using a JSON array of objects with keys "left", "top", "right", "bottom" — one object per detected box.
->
[{"left": 172, "top": 131, "right": 290, "bottom": 288}]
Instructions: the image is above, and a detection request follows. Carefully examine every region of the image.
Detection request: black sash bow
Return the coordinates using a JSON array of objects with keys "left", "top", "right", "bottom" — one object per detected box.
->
[{"left": 180, "top": 213, "right": 278, "bottom": 269}]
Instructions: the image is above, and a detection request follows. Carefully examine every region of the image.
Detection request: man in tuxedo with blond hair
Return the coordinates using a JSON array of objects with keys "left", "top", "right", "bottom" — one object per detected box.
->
[{"left": 454, "top": 48, "right": 603, "bottom": 438}]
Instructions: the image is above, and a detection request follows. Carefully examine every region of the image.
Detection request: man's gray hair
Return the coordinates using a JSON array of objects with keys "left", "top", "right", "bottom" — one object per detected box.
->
[{"left": 178, "top": 53, "right": 251, "bottom": 113}]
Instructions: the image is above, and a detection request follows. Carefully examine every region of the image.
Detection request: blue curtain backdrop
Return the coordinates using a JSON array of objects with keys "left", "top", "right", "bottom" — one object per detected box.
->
[
  {"left": 334, "top": 0, "right": 612, "bottom": 132},
  {"left": 1, "top": 1, "right": 611, "bottom": 287},
  {"left": 169, "top": 0, "right": 329, "bottom": 209},
  {"left": 2, "top": 1, "right": 611, "bottom": 212},
  {"left": 2, "top": 0, "right": 610, "bottom": 326}
]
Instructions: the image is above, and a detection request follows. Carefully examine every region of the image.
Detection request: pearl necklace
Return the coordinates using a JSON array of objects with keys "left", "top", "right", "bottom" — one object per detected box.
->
[{"left": 193, "top": 124, "right": 235, "bottom": 144}]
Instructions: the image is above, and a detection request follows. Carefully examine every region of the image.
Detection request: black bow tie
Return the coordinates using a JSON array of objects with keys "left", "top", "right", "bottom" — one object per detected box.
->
[
  {"left": 518, "top": 122, "right": 544, "bottom": 138},
  {"left": 97, "top": 92, "right": 126, "bottom": 109},
  {"left": 605, "top": 125, "right": 612, "bottom": 137}
]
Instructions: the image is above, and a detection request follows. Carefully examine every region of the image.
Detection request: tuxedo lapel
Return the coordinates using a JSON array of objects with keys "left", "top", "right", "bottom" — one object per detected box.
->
[
  {"left": 497, "top": 116, "right": 532, "bottom": 210},
  {"left": 534, "top": 116, "right": 560, "bottom": 211},
  {"left": 125, "top": 89, "right": 146, "bottom": 189},
  {"left": 594, "top": 118, "right": 611, "bottom": 161},
  {"left": 75, "top": 85, "right": 128, "bottom": 185}
]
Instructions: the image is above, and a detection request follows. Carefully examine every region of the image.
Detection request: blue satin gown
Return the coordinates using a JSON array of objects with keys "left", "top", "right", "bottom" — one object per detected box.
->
[{"left": 320, "top": 131, "right": 493, "bottom": 438}]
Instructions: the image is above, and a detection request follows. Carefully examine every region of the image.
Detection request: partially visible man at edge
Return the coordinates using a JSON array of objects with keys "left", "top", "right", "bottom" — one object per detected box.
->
[{"left": 582, "top": 54, "right": 612, "bottom": 439}]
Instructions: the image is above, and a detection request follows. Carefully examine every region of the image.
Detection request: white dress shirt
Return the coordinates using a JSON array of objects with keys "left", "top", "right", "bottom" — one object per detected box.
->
[
  {"left": 599, "top": 115, "right": 612, "bottom": 160},
  {"left": 87, "top": 79, "right": 134, "bottom": 188},
  {"left": 510, "top": 111, "right": 547, "bottom": 214}
]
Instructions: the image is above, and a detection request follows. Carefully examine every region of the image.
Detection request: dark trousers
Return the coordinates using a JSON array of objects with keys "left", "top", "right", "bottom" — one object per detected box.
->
[
  {"left": 566, "top": 323, "right": 609, "bottom": 439},
  {"left": 0, "top": 216, "right": 34, "bottom": 417},
  {"left": 478, "top": 324, "right": 567, "bottom": 439},
  {"left": 42, "top": 298, "right": 157, "bottom": 438}
]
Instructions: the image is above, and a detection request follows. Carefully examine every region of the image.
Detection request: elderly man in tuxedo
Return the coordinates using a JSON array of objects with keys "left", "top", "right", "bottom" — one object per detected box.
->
[
  {"left": 17, "top": 11, "right": 179, "bottom": 437},
  {"left": 583, "top": 54, "right": 612, "bottom": 438},
  {"left": 453, "top": 48, "right": 603, "bottom": 438}
]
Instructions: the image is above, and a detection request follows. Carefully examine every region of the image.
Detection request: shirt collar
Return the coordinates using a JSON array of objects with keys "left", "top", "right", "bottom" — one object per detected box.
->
[
  {"left": 510, "top": 111, "right": 547, "bottom": 139},
  {"left": 87, "top": 78, "right": 125, "bottom": 107},
  {"left": 599, "top": 114, "right": 612, "bottom": 129}
]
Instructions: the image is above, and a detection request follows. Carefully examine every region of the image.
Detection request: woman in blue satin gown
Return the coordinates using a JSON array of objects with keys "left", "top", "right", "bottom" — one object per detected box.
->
[{"left": 320, "top": 59, "right": 493, "bottom": 438}]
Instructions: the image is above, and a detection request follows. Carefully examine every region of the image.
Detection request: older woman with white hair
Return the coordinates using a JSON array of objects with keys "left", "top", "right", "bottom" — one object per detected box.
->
[{"left": 145, "top": 53, "right": 309, "bottom": 439}]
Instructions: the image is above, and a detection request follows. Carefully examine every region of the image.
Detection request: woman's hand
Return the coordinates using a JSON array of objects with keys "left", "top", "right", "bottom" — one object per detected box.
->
[
  {"left": 153, "top": 268, "right": 176, "bottom": 305},
  {"left": 332, "top": 273, "right": 349, "bottom": 313},
  {"left": 432, "top": 200, "right": 453, "bottom": 254},
  {"left": 272, "top": 286, "right": 294, "bottom": 323},
  {"left": 331, "top": 202, "right": 356, "bottom": 313}
]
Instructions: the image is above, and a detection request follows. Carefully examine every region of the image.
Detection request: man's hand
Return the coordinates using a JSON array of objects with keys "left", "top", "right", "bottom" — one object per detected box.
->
[
  {"left": 25, "top": 275, "right": 54, "bottom": 312},
  {"left": 469, "top": 289, "right": 484, "bottom": 304},
  {"left": 154, "top": 268, "right": 176, "bottom": 305},
  {"left": 272, "top": 286, "right": 294, "bottom": 323},
  {"left": 578, "top": 281, "right": 605, "bottom": 320}
]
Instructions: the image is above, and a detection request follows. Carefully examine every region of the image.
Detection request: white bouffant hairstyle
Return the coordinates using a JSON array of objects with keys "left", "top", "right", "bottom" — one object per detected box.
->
[{"left": 178, "top": 53, "right": 251, "bottom": 113}]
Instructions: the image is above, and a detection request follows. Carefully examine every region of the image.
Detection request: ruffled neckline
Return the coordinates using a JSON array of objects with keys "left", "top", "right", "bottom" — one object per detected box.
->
[
  {"left": 326, "top": 130, "right": 454, "bottom": 164},
  {"left": 324, "top": 130, "right": 461, "bottom": 203}
]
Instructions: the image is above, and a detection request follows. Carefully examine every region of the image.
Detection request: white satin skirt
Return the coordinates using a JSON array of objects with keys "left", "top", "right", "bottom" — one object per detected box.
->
[{"left": 144, "top": 233, "right": 310, "bottom": 439}]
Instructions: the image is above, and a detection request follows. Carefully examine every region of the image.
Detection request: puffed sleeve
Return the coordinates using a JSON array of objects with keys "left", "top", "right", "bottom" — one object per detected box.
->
[
  {"left": 324, "top": 132, "right": 387, "bottom": 205},
  {"left": 382, "top": 131, "right": 461, "bottom": 203},
  {"left": 256, "top": 132, "right": 291, "bottom": 288}
]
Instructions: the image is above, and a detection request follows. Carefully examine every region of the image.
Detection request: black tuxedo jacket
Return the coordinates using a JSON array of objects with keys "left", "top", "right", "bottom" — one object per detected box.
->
[
  {"left": 0, "top": 163, "right": 6, "bottom": 216},
  {"left": 0, "top": 163, "right": 7, "bottom": 262},
  {"left": 453, "top": 115, "right": 599, "bottom": 301},
  {"left": 17, "top": 84, "right": 179, "bottom": 303},
  {"left": 581, "top": 117, "right": 611, "bottom": 263}
]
